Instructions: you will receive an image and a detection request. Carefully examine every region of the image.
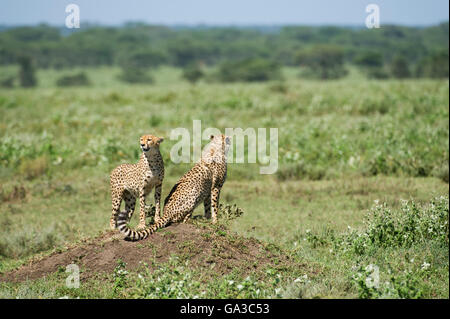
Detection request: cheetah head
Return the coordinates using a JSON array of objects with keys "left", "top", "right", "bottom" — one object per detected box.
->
[
  {"left": 209, "top": 134, "right": 231, "bottom": 156},
  {"left": 140, "top": 134, "right": 164, "bottom": 152}
]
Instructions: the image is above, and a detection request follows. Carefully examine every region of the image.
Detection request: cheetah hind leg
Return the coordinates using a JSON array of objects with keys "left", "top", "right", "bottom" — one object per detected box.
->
[{"left": 124, "top": 195, "right": 136, "bottom": 221}]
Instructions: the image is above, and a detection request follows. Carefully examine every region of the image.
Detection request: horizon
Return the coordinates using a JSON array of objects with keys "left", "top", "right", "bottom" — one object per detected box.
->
[
  {"left": 0, "top": 0, "right": 448, "bottom": 27},
  {"left": 0, "top": 20, "right": 448, "bottom": 30}
]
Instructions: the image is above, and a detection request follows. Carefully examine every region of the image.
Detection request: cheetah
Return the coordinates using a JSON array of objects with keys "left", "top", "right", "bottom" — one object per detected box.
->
[
  {"left": 117, "top": 134, "right": 230, "bottom": 241},
  {"left": 109, "top": 134, "right": 164, "bottom": 230}
]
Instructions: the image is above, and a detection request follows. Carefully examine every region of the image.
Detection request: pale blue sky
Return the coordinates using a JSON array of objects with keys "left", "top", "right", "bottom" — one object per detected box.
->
[{"left": 0, "top": 0, "right": 448, "bottom": 26}]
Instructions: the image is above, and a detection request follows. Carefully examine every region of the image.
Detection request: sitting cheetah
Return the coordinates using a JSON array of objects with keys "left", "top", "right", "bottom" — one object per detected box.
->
[
  {"left": 109, "top": 134, "right": 164, "bottom": 230},
  {"left": 117, "top": 134, "right": 230, "bottom": 241}
]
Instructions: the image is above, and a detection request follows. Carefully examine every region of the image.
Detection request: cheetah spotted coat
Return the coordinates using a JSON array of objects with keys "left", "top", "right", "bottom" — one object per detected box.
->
[
  {"left": 117, "top": 134, "right": 230, "bottom": 241},
  {"left": 109, "top": 135, "right": 164, "bottom": 230}
]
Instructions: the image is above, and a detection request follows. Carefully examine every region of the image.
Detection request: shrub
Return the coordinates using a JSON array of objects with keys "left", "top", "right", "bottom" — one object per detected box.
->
[
  {"left": 17, "top": 55, "right": 37, "bottom": 87},
  {"left": 217, "top": 58, "right": 282, "bottom": 82},
  {"left": 354, "top": 51, "right": 384, "bottom": 68},
  {"left": 182, "top": 63, "right": 204, "bottom": 83},
  {"left": 366, "top": 67, "right": 390, "bottom": 79},
  {"left": 118, "top": 67, "right": 153, "bottom": 84},
  {"left": 415, "top": 50, "right": 449, "bottom": 78},
  {"left": 338, "top": 196, "right": 449, "bottom": 254},
  {"left": 56, "top": 72, "right": 91, "bottom": 87},
  {"left": 390, "top": 55, "right": 411, "bottom": 78},
  {"left": 0, "top": 76, "right": 15, "bottom": 88}
]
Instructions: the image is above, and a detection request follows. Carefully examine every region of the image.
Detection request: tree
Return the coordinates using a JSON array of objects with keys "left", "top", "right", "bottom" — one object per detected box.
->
[
  {"left": 117, "top": 48, "right": 167, "bottom": 69},
  {"left": 354, "top": 51, "right": 383, "bottom": 68},
  {"left": 354, "top": 51, "right": 389, "bottom": 79},
  {"left": 182, "top": 63, "right": 204, "bottom": 84},
  {"left": 56, "top": 72, "right": 91, "bottom": 87},
  {"left": 116, "top": 48, "right": 165, "bottom": 84},
  {"left": 217, "top": 58, "right": 282, "bottom": 82},
  {"left": 118, "top": 67, "right": 153, "bottom": 84},
  {"left": 415, "top": 50, "right": 449, "bottom": 78},
  {"left": 17, "top": 55, "right": 37, "bottom": 87},
  {"left": 296, "top": 45, "right": 348, "bottom": 79},
  {"left": 390, "top": 55, "right": 411, "bottom": 78}
]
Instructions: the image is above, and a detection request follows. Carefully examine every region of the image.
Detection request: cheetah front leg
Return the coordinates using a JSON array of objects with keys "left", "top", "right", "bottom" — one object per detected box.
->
[
  {"left": 204, "top": 192, "right": 211, "bottom": 219},
  {"left": 210, "top": 187, "right": 221, "bottom": 224},
  {"left": 137, "top": 190, "right": 147, "bottom": 230},
  {"left": 154, "top": 183, "right": 162, "bottom": 223},
  {"left": 110, "top": 190, "right": 122, "bottom": 230}
]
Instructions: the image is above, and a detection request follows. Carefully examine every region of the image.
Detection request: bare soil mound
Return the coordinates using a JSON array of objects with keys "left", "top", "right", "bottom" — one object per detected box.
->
[{"left": 1, "top": 223, "right": 294, "bottom": 283}]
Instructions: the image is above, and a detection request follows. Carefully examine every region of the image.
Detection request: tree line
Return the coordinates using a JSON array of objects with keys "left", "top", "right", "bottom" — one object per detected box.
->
[{"left": 0, "top": 22, "right": 448, "bottom": 86}]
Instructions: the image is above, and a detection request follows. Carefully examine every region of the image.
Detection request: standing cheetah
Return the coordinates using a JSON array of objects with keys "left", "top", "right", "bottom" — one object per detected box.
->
[
  {"left": 117, "top": 134, "right": 230, "bottom": 241},
  {"left": 110, "top": 134, "right": 164, "bottom": 230}
]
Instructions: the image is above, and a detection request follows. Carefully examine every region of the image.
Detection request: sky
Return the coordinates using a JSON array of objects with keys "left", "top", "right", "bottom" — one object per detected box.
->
[{"left": 0, "top": 0, "right": 448, "bottom": 26}]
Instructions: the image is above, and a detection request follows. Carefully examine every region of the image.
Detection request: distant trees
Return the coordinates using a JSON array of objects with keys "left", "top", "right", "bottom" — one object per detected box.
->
[
  {"left": 168, "top": 39, "right": 214, "bottom": 67},
  {"left": 56, "top": 72, "right": 90, "bottom": 87},
  {"left": 118, "top": 67, "right": 153, "bottom": 84},
  {"left": 17, "top": 55, "right": 37, "bottom": 87},
  {"left": 354, "top": 51, "right": 383, "bottom": 68},
  {"left": 217, "top": 58, "right": 282, "bottom": 82},
  {"left": 0, "top": 23, "right": 448, "bottom": 83},
  {"left": 117, "top": 48, "right": 166, "bottom": 84},
  {"left": 415, "top": 50, "right": 449, "bottom": 78},
  {"left": 296, "top": 45, "right": 348, "bottom": 79},
  {"left": 354, "top": 51, "right": 390, "bottom": 79},
  {"left": 390, "top": 55, "right": 411, "bottom": 78},
  {"left": 182, "top": 63, "right": 204, "bottom": 84}
]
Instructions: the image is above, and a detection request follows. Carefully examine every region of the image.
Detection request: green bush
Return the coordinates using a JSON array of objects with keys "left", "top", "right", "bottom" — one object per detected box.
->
[
  {"left": 366, "top": 67, "right": 390, "bottom": 79},
  {"left": 415, "top": 50, "right": 449, "bottom": 78},
  {"left": 56, "top": 72, "right": 91, "bottom": 87},
  {"left": 338, "top": 196, "right": 449, "bottom": 254},
  {"left": 118, "top": 67, "right": 153, "bottom": 84},
  {"left": 182, "top": 63, "right": 204, "bottom": 83},
  {"left": 391, "top": 55, "right": 411, "bottom": 78},
  {"left": 17, "top": 55, "right": 37, "bottom": 87},
  {"left": 354, "top": 51, "right": 383, "bottom": 68},
  {"left": 217, "top": 58, "right": 282, "bottom": 82},
  {"left": 0, "top": 76, "right": 15, "bottom": 88}
]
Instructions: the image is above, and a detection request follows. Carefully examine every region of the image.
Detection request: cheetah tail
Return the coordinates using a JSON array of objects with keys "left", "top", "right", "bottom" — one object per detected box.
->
[{"left": 116, "top": 211, "right": 168, "bottom": 241}]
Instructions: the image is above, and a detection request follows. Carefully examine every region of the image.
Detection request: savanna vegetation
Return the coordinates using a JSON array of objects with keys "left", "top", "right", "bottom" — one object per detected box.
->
[{"left": 0, "top": 23, "right": 448, "bottom": 299}]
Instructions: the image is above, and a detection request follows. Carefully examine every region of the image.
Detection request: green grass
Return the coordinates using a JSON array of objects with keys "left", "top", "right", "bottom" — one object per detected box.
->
[{"left": 0, "top": 66, "right": 448, "bottom": 298}]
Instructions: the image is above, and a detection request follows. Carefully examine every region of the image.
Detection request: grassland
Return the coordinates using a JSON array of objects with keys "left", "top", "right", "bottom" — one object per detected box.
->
[{"left": 0, "top": 67, "right": 448, "bottom": 298}]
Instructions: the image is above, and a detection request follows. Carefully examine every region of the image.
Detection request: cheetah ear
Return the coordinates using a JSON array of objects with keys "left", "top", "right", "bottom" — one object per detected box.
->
[{"left": 158, "top": 137, "right": 164, "bottom": 144}]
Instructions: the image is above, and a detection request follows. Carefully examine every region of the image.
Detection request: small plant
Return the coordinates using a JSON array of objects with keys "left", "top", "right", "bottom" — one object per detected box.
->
[
  {"left": 352, "top": 264, "right": 424, "bottom": 299},
  {"left": 218, "top": 203, "right": 244, "bottom": 222},
  {"left": 113, "top": 259, "right": 128, "bottom": 293},
  {"left": 335, "top": 196, "right": 449, "bottom": 255}
]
